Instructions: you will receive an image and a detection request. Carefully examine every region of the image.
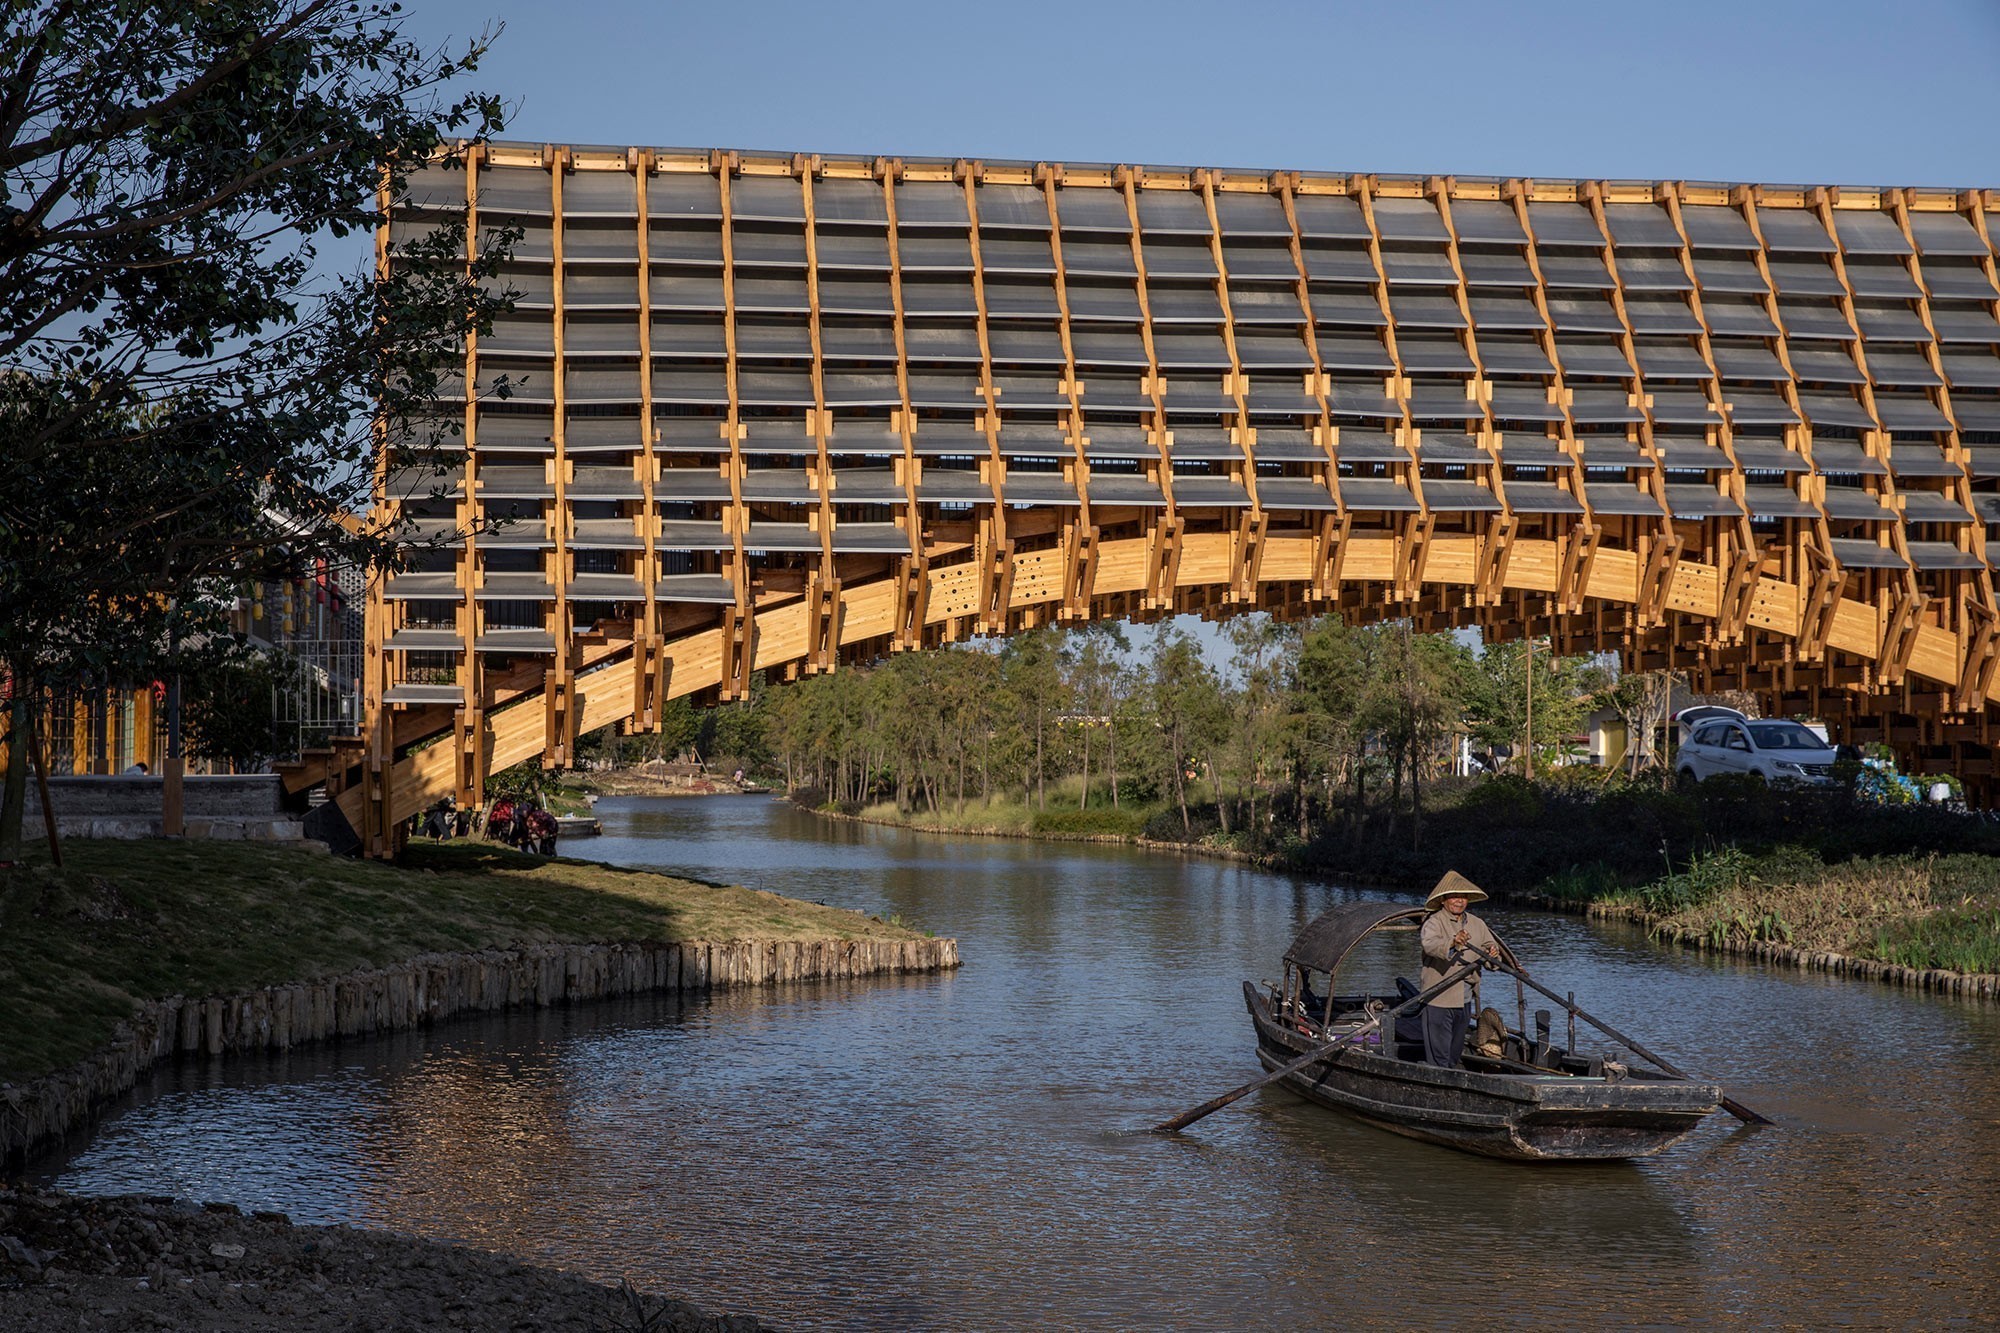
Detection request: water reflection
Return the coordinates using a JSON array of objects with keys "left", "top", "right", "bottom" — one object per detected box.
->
[{"left": 30, "top": 795, "right": 2000, "bottom": 1328}]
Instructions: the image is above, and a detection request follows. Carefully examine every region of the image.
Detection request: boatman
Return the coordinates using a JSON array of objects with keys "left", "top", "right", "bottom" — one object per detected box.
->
[{"left": 1419, "top": 871, "right": 1500, "bottom": 1068}]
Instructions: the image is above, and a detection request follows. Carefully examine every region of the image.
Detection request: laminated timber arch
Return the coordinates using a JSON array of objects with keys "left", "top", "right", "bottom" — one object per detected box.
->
[{"left": 334, "top": 143, "right": 2000, "bottom": 853}]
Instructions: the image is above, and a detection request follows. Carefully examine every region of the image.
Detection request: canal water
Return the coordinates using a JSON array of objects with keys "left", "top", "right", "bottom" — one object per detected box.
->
[{"left": 31, "top": 796, "right": 2000, "bottom": 1328}]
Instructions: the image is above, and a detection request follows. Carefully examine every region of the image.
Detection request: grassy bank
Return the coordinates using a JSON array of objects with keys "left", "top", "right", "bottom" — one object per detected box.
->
[
  {"left": 825, "top": 776, "right": 1165, "bottom": 841},
  {"left": 1270, "top": 776, "right": 2000, "bottom": 977},
  {"left": 1538, "top": 846, "right": 2000, "bottom": 975},
  {"left": 0, "top": 840, "right": 929, "bottom": 1084},
  {"left": 816, "top": 771, "right": 2000, "bottom": 978}
]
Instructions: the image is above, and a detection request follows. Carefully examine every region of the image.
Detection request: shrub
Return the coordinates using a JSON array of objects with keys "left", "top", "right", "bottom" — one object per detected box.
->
[
  {"left": 1535, "top": 861, "right": 1626, "bottom": 904},
  {"left": 1456, "top": 775, "right": 1544, "bottom": 825},
  {"left": 1640, "top": 845, "right": 1758, "bottom": 915},
  {"left": 1539, "top": 763, "right": 1614, "bottom": 795},
  {"left": 1142, "top": 806, "right": 1220, "bottom": 843},
  {"left": 1030, "top": 807, "right": 1149, "bottom": 838}
]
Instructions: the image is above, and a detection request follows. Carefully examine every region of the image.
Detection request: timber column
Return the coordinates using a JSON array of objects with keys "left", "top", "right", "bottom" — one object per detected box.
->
[{"left": 363, "top": 165, "right": 400, "bottom": 856}]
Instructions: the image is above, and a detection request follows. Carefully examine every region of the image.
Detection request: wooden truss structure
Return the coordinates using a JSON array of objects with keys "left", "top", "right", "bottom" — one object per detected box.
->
[{"left": 318, "top": 142, "right": 2000, "bottom": 853}]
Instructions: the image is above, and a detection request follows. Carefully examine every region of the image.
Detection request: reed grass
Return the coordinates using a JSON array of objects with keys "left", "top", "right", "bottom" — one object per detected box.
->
[{"left": 1612, "top": 848, "right": 2000, "bottom": 973}]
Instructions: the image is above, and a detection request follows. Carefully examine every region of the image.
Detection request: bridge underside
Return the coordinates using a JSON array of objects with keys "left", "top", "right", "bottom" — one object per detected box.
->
[
  {"left": 332, "top": 143, "right": 2000, "bottom": 853},
  {"left": 325, "top": 520, "right": 2000, "bottom": 853}
]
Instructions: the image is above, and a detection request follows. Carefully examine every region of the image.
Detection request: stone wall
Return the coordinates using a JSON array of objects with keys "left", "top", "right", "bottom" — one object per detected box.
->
[
  {"left": 5, "top": 774, "right": 307, "bottom": 843},
  {"left": 0, "top": 935, "right": 960, "bottom": 1166},
  {"left": 15, "top": 775, "right": 284, "bottom": 817}
]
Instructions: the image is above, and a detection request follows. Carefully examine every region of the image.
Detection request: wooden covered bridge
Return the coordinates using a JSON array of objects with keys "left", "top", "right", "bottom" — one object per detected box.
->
[{"left": 306, "top": 141, "right": 2000, "bottom": 852}]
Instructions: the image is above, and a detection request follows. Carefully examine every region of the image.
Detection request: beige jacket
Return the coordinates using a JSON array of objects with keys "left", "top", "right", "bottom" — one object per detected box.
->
[{"left": 1419, "top": 908, "right": 1496, "bottom": 1008}]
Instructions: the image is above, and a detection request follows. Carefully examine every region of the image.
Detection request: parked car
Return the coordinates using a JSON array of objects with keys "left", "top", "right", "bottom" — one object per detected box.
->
[{"left": 1673, "top": 706, "right": 1838, "bottom": 786}]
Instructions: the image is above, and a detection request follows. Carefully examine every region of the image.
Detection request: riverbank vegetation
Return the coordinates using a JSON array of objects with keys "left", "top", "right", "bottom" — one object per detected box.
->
[
  {"left": 1295, "top": 775, "right": 2000, "bottom": 974},
  {"left": 1614, "top": 848, "right": 2000, "bottom": 975},
  {"left": 747, "top": 617, "right": 1611, "bottom": 841},
  {"left": 0, "top": 841, "right": 927, "bottom": 1083},
  {"left": 561, "top": 611, "right": 1997, "bottom": 978}
]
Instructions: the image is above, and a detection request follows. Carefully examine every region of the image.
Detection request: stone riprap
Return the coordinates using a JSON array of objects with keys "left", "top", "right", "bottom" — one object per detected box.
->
[{"left": 0, "top": 1185, "right": 773, "bottom": 1331}]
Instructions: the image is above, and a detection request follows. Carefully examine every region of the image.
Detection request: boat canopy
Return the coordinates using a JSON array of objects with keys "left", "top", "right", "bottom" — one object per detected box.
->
[{"left": 1283, "top": 902, "right": 1426, "bottom": 975}]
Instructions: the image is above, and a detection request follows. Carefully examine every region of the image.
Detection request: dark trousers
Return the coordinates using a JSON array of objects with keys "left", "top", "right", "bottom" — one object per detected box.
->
[{"left": 1423, "top": 1003, "right": 1470, "bottom": 1068}]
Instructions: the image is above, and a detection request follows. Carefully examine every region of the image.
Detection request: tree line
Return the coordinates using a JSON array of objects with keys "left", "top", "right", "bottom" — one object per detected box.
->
[{"left": 589, "top": 617, "right": 1659, "bottom": 850}]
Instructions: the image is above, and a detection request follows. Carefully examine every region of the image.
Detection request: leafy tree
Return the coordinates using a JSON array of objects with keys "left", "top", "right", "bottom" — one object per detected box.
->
[
  {"left": 1062, "top": 621, "right": 1128, "bottom": 809},
  {"left": 0, "top": 1, "right": 506, "bottom": 858},
  {"left": 181, "top": 640, "right": 296, "bottom": 770},
  {"left": 1291, "top": 617, "right": 1375, "bottom": 813},
  {"left": 1367, "top": 623, "right": 1475, "bottom": 848},
  {"left": 1222, "top": 614, "right": 1295, "bottom": 840},
  {"left": 747, "top": 614, "right": 1617, "bottom": 848},
  {"left": 1605, "top": 669, "right": 1684, "bottom": 774},
  {"left": 1144, "top": 625, "right": 1230, "bottom": 836},
  {"left": 1466, "top": 639, "right": 1608, "bottom": 774},
  {"left": 1000, "top": 628, "right": 1065, "bottom": 810}
]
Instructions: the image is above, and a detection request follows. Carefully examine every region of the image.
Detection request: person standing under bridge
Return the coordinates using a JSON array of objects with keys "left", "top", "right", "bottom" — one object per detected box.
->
[{"left": 1419, "top": 871, "right": 1499, "bottom": 1068}]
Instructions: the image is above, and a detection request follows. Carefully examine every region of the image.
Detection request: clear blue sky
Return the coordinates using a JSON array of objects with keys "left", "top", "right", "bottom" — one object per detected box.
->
[{"left": 403, "top": 0, "right": 2000, "bottom": 186}]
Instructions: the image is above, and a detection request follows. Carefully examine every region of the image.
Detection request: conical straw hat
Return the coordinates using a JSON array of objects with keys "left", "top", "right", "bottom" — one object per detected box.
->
[{"left": 1424, "top": 870, "right": 1488, "bottom": 910}]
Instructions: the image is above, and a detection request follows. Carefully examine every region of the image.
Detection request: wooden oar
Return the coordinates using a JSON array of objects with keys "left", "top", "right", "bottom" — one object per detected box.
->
[
  {"left": 1493, "top": 960, "right": 1773, "bottom": 1127},
  {"left": 1153, "top": 956, "right": 1486, "bottom": 1134}
]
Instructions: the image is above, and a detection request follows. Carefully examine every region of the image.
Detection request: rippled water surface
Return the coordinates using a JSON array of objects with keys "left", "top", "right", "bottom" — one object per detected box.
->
[{"left": 33, "top": 796, "right": 2000, "bottom": 1328}]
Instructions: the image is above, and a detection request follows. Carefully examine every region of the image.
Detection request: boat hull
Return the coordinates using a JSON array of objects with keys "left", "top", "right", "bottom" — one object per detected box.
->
[{"left": 1246, "top": 984, "right": 1718, "bottom": 1162}]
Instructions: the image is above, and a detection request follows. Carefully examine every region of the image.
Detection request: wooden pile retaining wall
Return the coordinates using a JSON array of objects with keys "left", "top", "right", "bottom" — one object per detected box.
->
[{"left": 1, "top": 935, "right": 958, "bottom": 1167}]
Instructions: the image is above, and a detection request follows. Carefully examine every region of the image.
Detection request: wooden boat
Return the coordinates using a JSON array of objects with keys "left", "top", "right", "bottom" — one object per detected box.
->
[{"left": 1248, "top": 902, "right": 1722, "bottom": 1161}]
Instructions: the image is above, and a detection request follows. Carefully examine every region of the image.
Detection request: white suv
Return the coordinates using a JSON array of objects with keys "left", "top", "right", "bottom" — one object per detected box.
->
[{"left": 1674, "top": 707, "right": 1838, "bottom": 787}]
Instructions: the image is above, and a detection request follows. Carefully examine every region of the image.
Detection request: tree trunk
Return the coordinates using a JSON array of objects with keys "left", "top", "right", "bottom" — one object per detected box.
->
[
  {"left": 29, "top": 711, "right": 61, "bottom": 867},
  {"left": 1410, "top": 730, "right": 1424, "bottom": 853},
  {"left": 0, "top": 665, "right": 32, "bottom": 864},
  {"left": 1108, "top": 725, "right": 1119, "bottom": 809},
  {"left": 1211, "top": 761, "right": 1231, "bottom": 836},
  {"left": 1172, "top": 730, "right": 1190, "bottom": 835},
  {"left": 1078, "top": 727, "right": 1090, "bottom": 811},
  {"left": 1035, "top": 709, "right": 1045, "bottom": 810}
]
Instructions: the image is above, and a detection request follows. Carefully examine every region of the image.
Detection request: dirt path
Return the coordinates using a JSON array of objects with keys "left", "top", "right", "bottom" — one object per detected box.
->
[{"left": 0, "top": 1185, "right": 773, "bottom": 1332}]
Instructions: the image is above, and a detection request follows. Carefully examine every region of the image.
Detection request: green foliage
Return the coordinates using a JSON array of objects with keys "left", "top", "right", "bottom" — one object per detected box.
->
[
  {"left": 0, "top": 1, "right": 509, "bottom": 856},
  {"left": 181, "top": 643, "right": 294, "bottom": 769},
  {"left": 1869, "top": 907, "right": 2000, "bottom": 974},
  {"left": 1029, "top": 806, "right": 1150, "bottom": 838},
  {"left": 487, "top": 760, "right": 556, "bottom": 806},
  {"left": 1464, "top": 638, "right": 1609, "bottom": 772},
  {"left": 1641, "top": 845, "right": 1757, "bottom": 915},
  {"left": 1457, "top": 775, "right": 1545, "bottom": 824},
  {"left": 760, "top": 613, "right": 1645, "bottom": 856},
  {"left": 1537, "top": 861, "right": 1624, "bottom": 904},
  {"left": 1920, "top": 773, "right": 1965, "bottom": 801}
]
